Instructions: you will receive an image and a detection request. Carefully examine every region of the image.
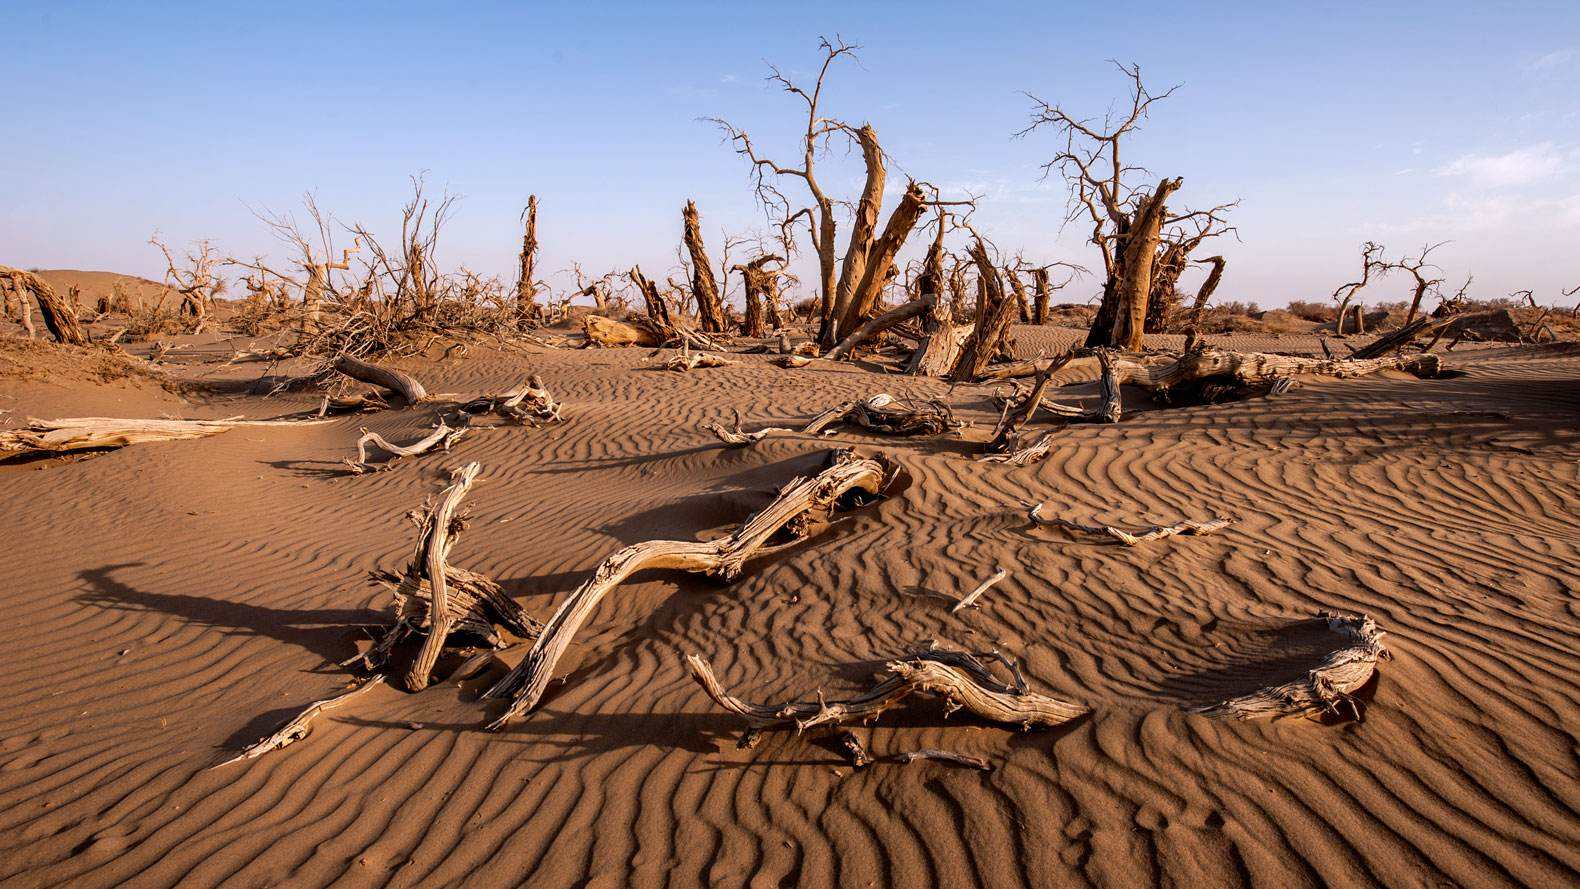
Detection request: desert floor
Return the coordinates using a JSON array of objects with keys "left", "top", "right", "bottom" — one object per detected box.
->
[{"left": 1, "top": 325, "right": 1576, "bottom": 888}]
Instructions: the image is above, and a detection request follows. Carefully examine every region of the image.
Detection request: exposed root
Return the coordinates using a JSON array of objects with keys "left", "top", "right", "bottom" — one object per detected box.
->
[
  {"left": 0, "top": 415, "right": 334, "bottom": 456},
  {"left": 347, "top": 420, "right": 467, "bottom": 473},
  {"left": 1197, "top": 613, "right": 1390, "bottom": 721},
  {"left": 1027, "top": 502, "right": 1236, "bottom": 546},
  {"left": 212, "top": 676, "right": 385, "bottom": 768},
  {"left": 685, "top": 644, "right": 1087, "bottom": 748},
  {"left": 706, "top": 395, "right": 960, "bottom": 448},
  {"left": 484, "top": 449, "right": 899, "bottom": 727}
]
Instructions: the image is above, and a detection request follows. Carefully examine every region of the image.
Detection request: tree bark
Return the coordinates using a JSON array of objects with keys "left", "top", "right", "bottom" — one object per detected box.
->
[
  {"left": 837, "top": 181, "right": 925, "bottom": 339},
  {"left": 0, "top": 266, "right": 86, "bottom": 345},
  {"left": 1031, "top": 267, "right": 1052, "bottom": 325},
  {"left": 949, "top": 242, "right": 1018, "bottom": 382},
  {"left": 822, "top": 124, "right": 885, "bottom": 348},
  {"left": 516, "top": 195, "right": 540, "bottom": 327}
]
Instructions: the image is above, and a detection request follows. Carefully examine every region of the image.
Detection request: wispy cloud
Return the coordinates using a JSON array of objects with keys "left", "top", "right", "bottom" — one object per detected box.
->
[
  {"left": 1433, "top": 142, "right": 1563, "bottom": 188},
  {"left": 1368, "top": 190, "right": 1580, "bottom": 234},
  {"left": 1526, "top": 49, "right": 1574, "bottom": 73}
]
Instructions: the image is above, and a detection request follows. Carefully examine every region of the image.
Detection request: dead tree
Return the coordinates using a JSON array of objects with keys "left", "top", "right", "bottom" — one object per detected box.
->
[
  {"left": 1025, "top": 261, "right": 1083, "bottom": 325},
  {"left": 1331, "top": 241, "right": 1385, "bottom": 335},
  {"left": 0, "top": 265, "right": 85, "bottom": 344},
  {"left": 734, "top": 254, "right": 784, "bottom": 337},
  {"left": 1379, "top": 242, "right": 1447, "bottom": 327},
  {"left": 515, "top": 195, "right": 540, "bottom": 327},
  {"left": 150, "top": 236, "right": 224, "bottom": 332},
  {"left": 908, "top": 219, "right": 971, "bottom": 376},
  {"left": 682, "top": 200, "right": 727, "bottom": 332},
  {"left": 713, "top": 39, "right": 931, "bottom": 348},
  {"left": 1145, "top": 216, "right": 1229, "bottom": 332},
  {"left": 949, "top": 239, "right": 1018, "bottom": 381},
  {"left": 1020, "top": 63, "right": 1234, "bottom": 351}
]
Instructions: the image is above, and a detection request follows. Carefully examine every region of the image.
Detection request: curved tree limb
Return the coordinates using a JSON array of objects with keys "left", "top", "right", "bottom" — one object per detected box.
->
[{"left": 1196, "top": 614, "right": 1389, "bottom": 720}]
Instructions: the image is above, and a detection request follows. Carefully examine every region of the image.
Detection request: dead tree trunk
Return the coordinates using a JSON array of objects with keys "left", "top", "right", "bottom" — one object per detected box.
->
[
  {"left": 822, "top": 124, "right": 886, "bottom": 348},
  {"left": 1144, "top": 239, "right": 1191, "bottom": 333},
  {"left": 837, "top": 181, "right": 926, "bottom": 339},
  {"left": 908, "top": 227, "right": 970, "bottom": 376},
  {"left": 1087, "top": 177, "right": 1182, "bottom": 350},
  {"left": 1031, "top": 267, "right": 1052, "bottom": 325},
  {"left": 734, "top": 255, "right": 782, "bottom": 338},
  {"left": 682, "top": 200, "right": 726, "bottom": 333},
  {"left": 0, "top": 266, "right": 85, "bottom": 345},
  {"left": 949, "top": 242, "right": 1018, "bottom": 382},
  {"left": 515, "top": 195, "right": 540, "bottom": 327}
]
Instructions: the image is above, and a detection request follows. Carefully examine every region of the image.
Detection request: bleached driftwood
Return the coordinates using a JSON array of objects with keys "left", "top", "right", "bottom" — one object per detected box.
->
[
  {"left": 1091, "top": 347, "right": 1440, "bottom": 395},
  {"left": 1197, "top": 613, "right": 1389, "bottom": 720},
  {"left": 458, "top": 375, "right": 563, "bottom": 424},
  {"left": 213, "top": 676, "right": 385, "bottom": 767},
  {"left": 706, "top": 394, "right": 959, "bottom": 448},
  {"left": 685, "top": 645, "right": 1087, "bottom": 748},
  {"left": 951, "top": 566, "right": 1010, "bottom": 614},
  {"left": 658, "top": 343, "right": 737, "bottom": 372},
  {"left": 1027, "top": 502, "right": 1236, "bottom": 546},
  {"left": 484, "top": 449, "right": 899, "bottom": 727},
  {"left": 978, "top": 350, "right": 1121, "bottom": 465},
  {"left": 0, "top": 416, "right": 333, "bottom": 456},
  {"left": 352, "top": 462, "right": 541, "bottom": 691},
  {"left": 347, "top": 420, "right": 467, "bottom": 473}
]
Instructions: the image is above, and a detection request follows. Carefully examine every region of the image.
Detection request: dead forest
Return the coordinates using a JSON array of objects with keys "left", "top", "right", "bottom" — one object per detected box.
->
[{"left": 2, "top": 43, "right": 1575, "bottom": 774}]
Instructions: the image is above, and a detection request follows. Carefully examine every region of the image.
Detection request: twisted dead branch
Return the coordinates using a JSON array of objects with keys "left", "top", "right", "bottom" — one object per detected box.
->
[
  {"left": 1027, "top": 502, "right": 1235, "bottom": 545},
  {"left": 951, "top": 566, "right": 1010, "bottom": 613},
  {"left": 685, "top": 644, "right": 1087, "bottom": 748},
  {"left": 1197, "top": 613, "right": 1389, "bottom": 720},
  {"left": 347, "top": 420, "right": 467, "bottom": 473},
  {"left": 214, "top": 676, "right": 386, "bottom": 768},
  {"left": 484, "top": 449, "right": 900, "bottom": 727}
]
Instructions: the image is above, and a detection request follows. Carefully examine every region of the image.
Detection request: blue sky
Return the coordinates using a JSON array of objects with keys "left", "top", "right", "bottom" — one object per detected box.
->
[{"left": 4, "top": 1, "right": 1577, "bottom": 306}]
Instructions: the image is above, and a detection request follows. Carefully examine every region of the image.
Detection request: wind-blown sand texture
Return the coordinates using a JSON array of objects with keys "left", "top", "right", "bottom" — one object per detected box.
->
[{"left": 0, "top": 329, "right": 1576, "bottom": 887}]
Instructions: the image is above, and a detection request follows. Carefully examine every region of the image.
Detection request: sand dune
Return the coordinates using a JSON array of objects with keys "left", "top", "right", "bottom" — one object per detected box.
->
[{"left": 0, "top": 333, "right": 1576, "bottom": 887}]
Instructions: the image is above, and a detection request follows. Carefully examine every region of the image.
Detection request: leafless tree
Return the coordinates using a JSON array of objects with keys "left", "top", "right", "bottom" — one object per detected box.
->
[
  {"left": 1019, "top": 62, "right": 1235, "bottom": 350},
  {"left": 1331, "top": 241, "right": 1385, "bottom": 335},
  {"left": 1378, "top": 242, "right": 1447, "bottom": 326}
]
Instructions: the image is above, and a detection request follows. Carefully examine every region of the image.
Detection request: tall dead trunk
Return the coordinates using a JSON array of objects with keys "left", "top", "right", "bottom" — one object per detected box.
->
[
  {"left": 1030, "top": 267, "right": 1052, "bottom": 324},
  {"left": 630, "top": 265, "right": 674, "bottom": 330},
  {"left": 837, "top": 181, "right": 925, "bottom": 339},
  {"left": 762, "top": 275, "right": 783, "bottom": 329},
  {"left": 949, "top": 241, "right": 1017, "bottom": 382},
  {"left": 1088, "top": 177, "right": 1182, "bottom": 351},
  {"left": 1180, "top": 256, "right": 1225, "bottom": 353},
  {"left": 516, "top": 195, "right": 539, "bottom": 327},
  {"left": 682, "top": 200, "right": 726, "bottom": 333},
  {"left": 1404, "top": 279, "right": 1430, "bottom": 327},
  {"left": 1144, "top": 240, "right": 1191, "bottom": 333},
  {"left": 734, "top": 255, "right": 781, "bottom": 338},
  {"left": 908, "top": 232, "right": 970, "bottom": 377},
  {"left": 0, "top": 266, "right": 85, "bottom": 345},
  {"left": 822, "top": 124, "right": 885, "bottom": 348}
]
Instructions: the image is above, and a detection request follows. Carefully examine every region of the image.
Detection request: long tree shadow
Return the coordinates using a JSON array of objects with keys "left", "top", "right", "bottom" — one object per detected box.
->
[{"left": 76, "top": 562, "right": 379, "bottom": 665}]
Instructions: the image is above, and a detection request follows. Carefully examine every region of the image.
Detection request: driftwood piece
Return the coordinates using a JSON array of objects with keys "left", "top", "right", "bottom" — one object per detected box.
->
[
  {"left": 334, "top": 355, "right": 428, "bottom": 404},
  {"left": 978, "top": 433, "right": 1058, "bottom": 466},
  {"left": 658, "top": 344, "right": 737, "bottom": 372},
  {"left": 686, "top": 645, "right": 1086, "bottom": 747},
  {"left": 951, "top": 566, "right": 1010, "bottom": 614},
  {"left": 1027, "top": 502, "right": 1235, "bottom": 546},
  {"left": 484, "top": 450, "right": 899, "bottom": 727},
  {"left": 213, "top": 676, "right": 385, "bottom": 767},
  {"left": 1089, "top": 348, "right": 1439, "bottom": 395},
  {"left": 0, "top": 416, "right": 333, "bottom": 456},
  {"left": 896, "top": 749, "right": 993, "bottom": 770},
  {"left": 347, "top": 420, "right": 467, "bottom": 473},
  {"left": 1197, "top": 613, "right": 1389, "bottom": 720},
  {"left": 706, "top": 395, "right": 958, "bottom": 448},
  {"left": 459, "top": 375, "right": 563, "bottom": 425},
  {"left": 773, "top": 355, "right": 814, "bottom": 369}
]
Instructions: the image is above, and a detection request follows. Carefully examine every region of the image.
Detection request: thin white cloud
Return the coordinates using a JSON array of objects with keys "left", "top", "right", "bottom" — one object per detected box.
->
[
  {"left": 1368, "top": 191, "right": 1580, "bottom": 234},
  {"left": 1433, "top": 142, "right": 1563, "bottom": 188},
  {"left": 1526, "top": 49, "right": 1574, "bottom": 73}
]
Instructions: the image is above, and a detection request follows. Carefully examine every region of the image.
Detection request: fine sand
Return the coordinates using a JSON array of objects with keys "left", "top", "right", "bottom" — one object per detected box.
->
[{"left": 0, "top": 326, "right": 1576, "bottom": 887}]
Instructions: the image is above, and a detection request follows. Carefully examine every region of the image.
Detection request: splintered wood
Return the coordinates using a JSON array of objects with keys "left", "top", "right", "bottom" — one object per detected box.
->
[
  {"left": 685, "top": 646, "right": 1087, "bottom": 748},
  {"left": 1027, "top": 502, "right": 1236, "bottom": 546},
  {"left": 484, "top": 449, "right": 898, "bottom": 728},
  {"left": 1198, "top": 613, "right": 1390, "bottom": 721}
]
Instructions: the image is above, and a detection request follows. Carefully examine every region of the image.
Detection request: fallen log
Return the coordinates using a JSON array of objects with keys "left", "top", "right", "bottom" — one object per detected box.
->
[
  {"left": 685, "top": 645, "right": 1087, "bottom": 748},
  {"left": 484, "top": 449, "right": 900, "bottom": 727},
  {"left": 0, "top": 415, "right": 334, "bottom": 456},
  {"left": 658, "top": 344, "right": 737, "bottom": 372},
  {"left": 213, "top": 676, "right": 385, "bottom": 768},
  {"left": 1027, "top": 502, "right": 1235, "bottom": 545},
  {"left": 1100, "top": 347, "right": 1440, "bottom": 396},
  {"left": 826, "top": 298, "right": 928, "bottom": 361},
  {"left": 347, "top": 420, "right": 467, "bottom": 474},
  {"left": 706, "top": 394, "right": 959, "bottom": 448},
  {"left": 583, "top": 314, "right": 663, "bottom": 348},
  {"left": 458, "top": 375, "right": 563, "bottom": 425},
  {"left": 1196, "top": 613, "right": 1389, "bottom": 721}
]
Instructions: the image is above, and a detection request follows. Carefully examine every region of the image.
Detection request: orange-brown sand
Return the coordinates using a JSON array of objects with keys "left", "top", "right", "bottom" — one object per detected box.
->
[{"left": 1, "top": 322, "right": 1577, "bottom": 887}]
